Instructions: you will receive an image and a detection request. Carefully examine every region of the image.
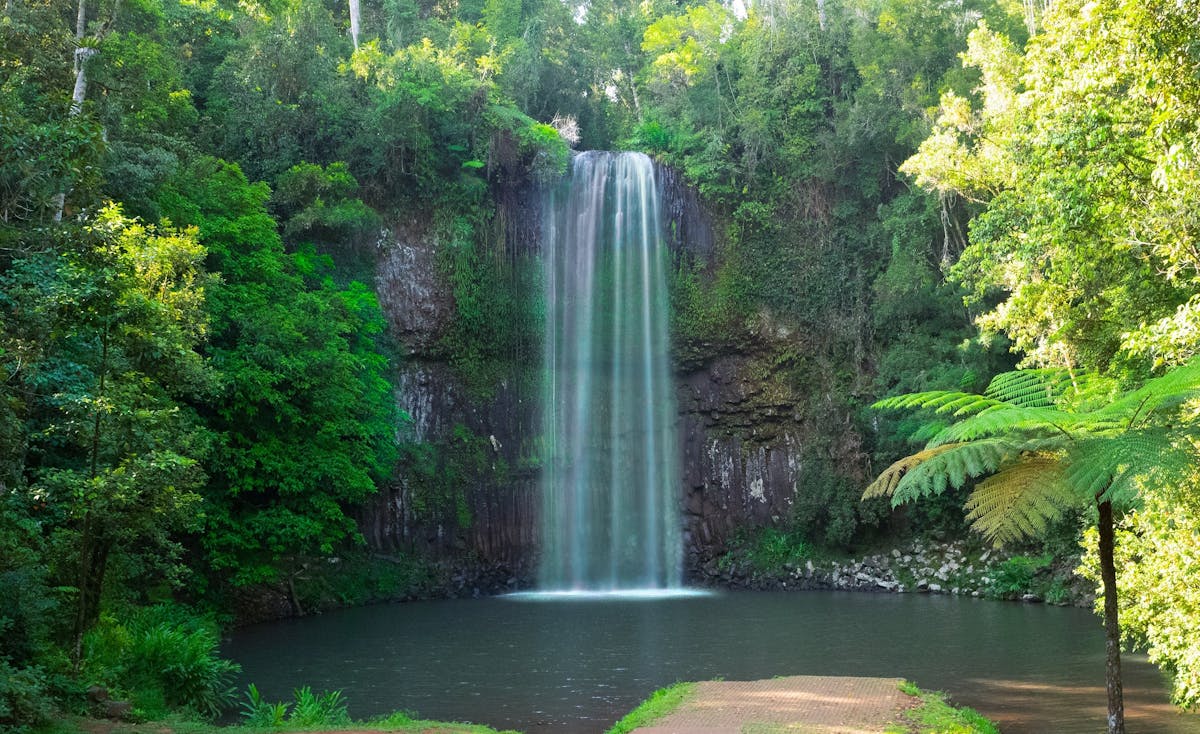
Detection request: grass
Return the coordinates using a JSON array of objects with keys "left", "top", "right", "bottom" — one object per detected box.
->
[
  {"left": 885, "top": 681, "right": 999, "bottom": 734},
  {"left": 43, "top": 712, "right": 518, "bottom": 734},
  {"left": 605, "top": 682, "right": 696, "bottom": 734}
]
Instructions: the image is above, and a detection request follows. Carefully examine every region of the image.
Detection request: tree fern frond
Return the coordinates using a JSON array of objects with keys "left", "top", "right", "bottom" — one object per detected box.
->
[
  {"left": 908, "top": 419, "right": 950, "bottom": 445},
  {"left": 985, "top": 369, "right": 1072, "bottom": 407},
  {"left": 928, "top": 405, "right": 1080, "bottom": 446},
  {"left": 891, "top": 439, "right": 1022, "bottom": 505},
  {"left": 1097, "top": 358, "right": 1200, "bottom": 425},
  {"left": 964, "top": 455, "right": 1076, "bottom": 545},
  {"left": 863, "top": 444, "right": 959, "bottom": 500},
  {"left": 873, "top": 390, "right": 1004, "bottom": 416},
  {"left": 1065, "top": 430, "right": 1200, "bottom": 506}
]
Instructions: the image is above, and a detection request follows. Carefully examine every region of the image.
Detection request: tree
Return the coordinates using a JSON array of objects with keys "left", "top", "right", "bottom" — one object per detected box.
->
[
  {"left": 864, "top": 363, "right": 1200, "bottom": 733},
  {"left": 901, "top": 0, "right": 1200, "bottom": 374},
  {"left": 3, "top": 206, "right": 214, "bottom": 656},
  {"left": 156, "top": 158, "right": 396, "bottom": 610}
]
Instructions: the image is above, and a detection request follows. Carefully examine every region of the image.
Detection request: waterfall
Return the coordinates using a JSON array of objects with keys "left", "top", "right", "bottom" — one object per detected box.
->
[{"left": 539, "top": 151, "right": 682, "bottom": 591}]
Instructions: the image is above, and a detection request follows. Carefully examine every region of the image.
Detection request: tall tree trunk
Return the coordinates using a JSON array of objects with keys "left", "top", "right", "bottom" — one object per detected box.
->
[
  {"left": 1097, "top": 499, "right": 1125, "bottom": 734},
  {"left": 56, "top": 0, "right": 90, "bottom": 221},
  {"left": 348, "top": 0, "right": 360, "bottom": 49}
]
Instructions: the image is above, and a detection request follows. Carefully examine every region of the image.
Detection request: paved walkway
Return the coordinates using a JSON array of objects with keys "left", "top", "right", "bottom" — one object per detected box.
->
[{"left": 632, "top": 676, "right": 910, "bottom": 734}]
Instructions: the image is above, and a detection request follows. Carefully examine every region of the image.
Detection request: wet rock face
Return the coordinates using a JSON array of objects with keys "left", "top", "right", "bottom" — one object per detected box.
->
[
  {"left": 374, "top": 222, "right": 452, "bottom": 356},
  {"left": 358, "top": 359, "right": 539, "bottom": 567},
  {"left": 677, "top": 355, "right": 807, "bottom": 563},
  {"left": 364, "top": 215, "right": 538, "bottom": 570},
  {"left": 361, "top": 165, "right": 811, "bottom": 577},
  {"left": 657, "top": 161, "right": 715, "bottom": 260}
]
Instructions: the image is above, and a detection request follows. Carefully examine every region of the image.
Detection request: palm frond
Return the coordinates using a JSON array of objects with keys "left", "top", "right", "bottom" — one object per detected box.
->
[{"left": 964, "top": 455, "right": 1076, "bottom": 545}]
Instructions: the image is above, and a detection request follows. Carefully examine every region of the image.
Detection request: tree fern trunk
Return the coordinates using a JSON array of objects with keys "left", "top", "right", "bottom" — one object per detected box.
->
[{"left": 1097, "top": 499, "right": 1125, "bottom": 734}]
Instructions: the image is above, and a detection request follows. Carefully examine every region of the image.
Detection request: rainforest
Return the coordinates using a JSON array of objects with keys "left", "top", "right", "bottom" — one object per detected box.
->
[{"left": 3, "top": 0, "right": 1200, "bottom": 731}]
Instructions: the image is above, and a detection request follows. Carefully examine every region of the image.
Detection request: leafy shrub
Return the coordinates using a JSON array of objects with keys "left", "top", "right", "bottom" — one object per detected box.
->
[
  {"left": 82, "top": 604, "right": 240, "bottom": 719},
  {"left": 0, "top": 659, "right": 52, "bottom": 732},
  {"left": 289, "top": 687, "right": 350, "bottom": 727},
  {"left": 241, "top": 684, "right": 288, "bottom": 727},
  {"left": 989, "top": 554, "right": 1052, "bottom": 599},
  {"left": 720, "top": 526, "right": 814, "bottom": 574},
  {"left": 240, "top": 684, "right": 351, "bottom": 727}
]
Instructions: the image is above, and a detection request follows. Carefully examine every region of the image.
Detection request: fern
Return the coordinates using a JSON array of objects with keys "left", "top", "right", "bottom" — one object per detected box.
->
[
  {"left": 985, "top": 369, "right": 1072, "bottom": 407},
  {"left": 866, "top": 361, "right": 1200, "bottom": 548},
  {"left": 864, "top": 444, "right": 960, "bottom": 500},
  {"left": 1097, "top": 359, "right": 1200, "bottom": 425},
  {"left": 864, "top": 439, "right": 1023, "bottom": 505},
  {"left": 964, "top": 455, "right": 1074, "bottom": 544},
  {"left": 873, "top": 390, "right": 1004, "bottom": 417},
  {"left": 894, "top": 439, "right": 1023, "bottom": 504},
  {"left": 1065, "top": 430, "right": 1200, "bottom": 506},
  {"left": 927, "top": 405, "right": 1076, "bottom": 446}
]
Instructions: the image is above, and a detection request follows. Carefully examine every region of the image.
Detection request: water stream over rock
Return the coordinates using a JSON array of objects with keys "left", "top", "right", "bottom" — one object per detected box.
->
[{"left": 539, "top": 151, "right": 682, "bottom": 590}]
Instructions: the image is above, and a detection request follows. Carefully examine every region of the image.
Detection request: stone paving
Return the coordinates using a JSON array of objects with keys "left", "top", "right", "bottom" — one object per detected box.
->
[{"left": 631, "top": 676, "right": 910, "bottom": 734}]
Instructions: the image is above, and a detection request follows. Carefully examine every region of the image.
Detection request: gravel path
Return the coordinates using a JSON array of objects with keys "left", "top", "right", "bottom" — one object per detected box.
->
[{"left": 632, "top": 676, "right": 910, "bottom": 734}]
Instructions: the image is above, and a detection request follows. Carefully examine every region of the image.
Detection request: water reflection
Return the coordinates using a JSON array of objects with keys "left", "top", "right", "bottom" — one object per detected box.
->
[{"left": 226, "top": 591, "right": 1200, "bottom": 734}]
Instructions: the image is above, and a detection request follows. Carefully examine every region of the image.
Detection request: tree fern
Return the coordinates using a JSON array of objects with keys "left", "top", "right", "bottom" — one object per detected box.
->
[
  {"left": 864, "top": 444, "right": 959, "bottom": 500},
  {"left": 868, "top": 360, "right": 1200, "bottom": 534},
  {"left": 964, "top": 455, "right": 1074, "bottom": 544},
  {"left": 1065, "top": 430, "right": 1200, "bottom": 506},
  {"left": 873, "top": 390, "right": 1003, "bottom": 417},
  {"left": 1096, "top": 360, "right": 1200, "bottom": 425},
  {"left": 927, "top": 405, "right": 1080, "bottom": 446},
  {"left": 984, "top": 369, "right": 1073, "bottom": 407},
  {"left": 867, "top": 361, "right": 1200, "bottom": 734},
  {"left": 864, "top": 439, "right": 1021, "bottom": 504}
]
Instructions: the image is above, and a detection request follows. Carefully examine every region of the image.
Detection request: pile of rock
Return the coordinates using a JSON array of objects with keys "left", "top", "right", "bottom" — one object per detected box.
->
[{"left": 695, "top": 538, "right": 1056, "bottom": 601}]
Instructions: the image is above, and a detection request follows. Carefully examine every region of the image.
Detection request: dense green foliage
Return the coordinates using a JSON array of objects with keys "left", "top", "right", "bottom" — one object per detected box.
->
[{"left": 3, "top": 0, "right": 1200, "bottom": 724}]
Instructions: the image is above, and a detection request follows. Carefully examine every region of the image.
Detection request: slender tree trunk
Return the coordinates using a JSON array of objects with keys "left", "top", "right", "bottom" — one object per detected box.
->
[
  {"left": 73, "top": 324, "right": 110, "bottom": 664},
  {"left": 1097, "top": 499, "right": 1125, "bottom": 734},
  {"left": 55, "top": 0, "right": 90, "bottom": 221},
  {"left": 72, "top": 522, "right": 110, "bottom": 666},
  {"left": 348, "top": 0, "right": 360, "bottom": 49}
]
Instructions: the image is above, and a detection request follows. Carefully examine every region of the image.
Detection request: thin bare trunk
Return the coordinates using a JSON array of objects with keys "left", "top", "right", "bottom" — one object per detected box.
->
[
  {"left": 348, "top": 0, "right": 360, "bottom": 49},
  {"left": 1097, "top": 499, "right": 1126, "bottom": 734},
  {"left": 69, "top": 48, "right": 95, "bottom": 114},
  {"left": 56, "top": 0, "right": 89, "bottom": 220}
]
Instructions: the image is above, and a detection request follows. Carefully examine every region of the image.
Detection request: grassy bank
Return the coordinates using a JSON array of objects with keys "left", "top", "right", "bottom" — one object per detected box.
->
[
  {"left": 604, "top": 682, "right": 696, "bottom": 734},
  {"left": 887, "top": 681, "right": 999, "bottom": 734},
  {"left": 39, "top": 712, "right": 517, "bottom": 734}
]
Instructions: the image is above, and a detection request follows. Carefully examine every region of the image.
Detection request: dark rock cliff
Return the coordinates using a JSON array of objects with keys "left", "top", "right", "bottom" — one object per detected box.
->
[{"left": 359, "top": 163, "right": 845, "bottom": 579}]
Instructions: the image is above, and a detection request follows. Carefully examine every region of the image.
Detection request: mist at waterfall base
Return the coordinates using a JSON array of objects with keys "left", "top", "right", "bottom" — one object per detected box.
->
[{"left": 535, "top": 151, "right": 684, "bottom": 594}]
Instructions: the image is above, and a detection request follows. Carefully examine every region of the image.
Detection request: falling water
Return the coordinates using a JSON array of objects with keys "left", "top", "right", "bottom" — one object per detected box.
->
[{"left": 539, "top": 151, "right": 682, "bottom": 591}]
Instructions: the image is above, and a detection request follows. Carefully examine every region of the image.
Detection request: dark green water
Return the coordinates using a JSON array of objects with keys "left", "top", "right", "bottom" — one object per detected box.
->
[{"left": 226, "top": 591, "right": 1200, "bottom": 733}]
